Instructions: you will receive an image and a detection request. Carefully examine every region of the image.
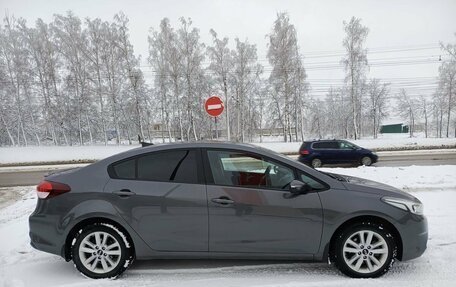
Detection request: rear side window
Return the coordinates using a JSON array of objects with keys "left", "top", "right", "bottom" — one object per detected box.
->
[
  {"left": 137, "top": 150, "right": 197, "bottom": 183},
  {"left": 312, "top": 141, "right": 338, "bottom": 149},
  {"left": 110, "top": 149, "right": 198, "bottom": 184},
  {"left": 112, "top": 159, "right": 135, "bottom": 179}
]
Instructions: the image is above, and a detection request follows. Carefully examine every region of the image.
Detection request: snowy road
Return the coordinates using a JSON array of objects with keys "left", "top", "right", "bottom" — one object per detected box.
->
[
  {"left": 1, "top": 150, "right": 455, "bottom": 187},
  {"left": 1, "top": 166, "right": 456, "bottom": 287}
]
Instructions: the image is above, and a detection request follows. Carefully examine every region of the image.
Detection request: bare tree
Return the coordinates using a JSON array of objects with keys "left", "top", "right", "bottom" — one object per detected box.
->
[
  {"left": 397, "top": 89, "right": 418, "bottom": 137},
  {"left": 342, "top": 17, "right": 369, "bottom": 140},
  {"left": 367, "top": 79, "right": 389, "bottom": 138},
  {"left": 177, "top": 17, "right": 205, "bottom": 141},
  {"left": 437, "top": 60, "right": 456, "bottom": 137},
  {"left": 230, "top": 38, "right": 263, "bottom": 142},
  {"left": 266, "top": 12, "right": 307, "bottom": 142},
  {"left": 419, "top": 95, "right": 430, "bottom": 138},
  {"left": 207, "top": 29, "right": 232, "bottom": 140}
]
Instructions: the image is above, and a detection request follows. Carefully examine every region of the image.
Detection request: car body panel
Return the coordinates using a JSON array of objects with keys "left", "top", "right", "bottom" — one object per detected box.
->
[
  {"left": 207, "top": 184, "right": 323, "bottom": 254},
  {"left": 104, "top": 179, "right": 209, "bottom": 252}
]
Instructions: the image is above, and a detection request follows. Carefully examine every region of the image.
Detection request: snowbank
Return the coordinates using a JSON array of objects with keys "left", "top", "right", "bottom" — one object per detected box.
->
[{"left": 319, "top": 165, "right": 456, "bottom": 191}]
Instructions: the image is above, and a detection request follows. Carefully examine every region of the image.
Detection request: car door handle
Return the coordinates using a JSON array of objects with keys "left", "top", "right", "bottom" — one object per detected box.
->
[
  {"left": 112, "top": 189, "right": 136, "bottom": 197},
  {"left": 211, "top": 197, "right": 234, "bottom": 205}
]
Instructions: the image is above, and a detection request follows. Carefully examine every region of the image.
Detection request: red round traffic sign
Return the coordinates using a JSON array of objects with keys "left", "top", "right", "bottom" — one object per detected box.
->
[{"left": 205, "top": 96, "right": 224, "bottom": 117}]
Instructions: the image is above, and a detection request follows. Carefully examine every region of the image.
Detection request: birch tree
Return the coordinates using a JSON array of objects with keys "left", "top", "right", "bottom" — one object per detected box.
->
[
  {"left": 267, "top": 12, "right": 308, "bottom": 142},
  {"left": 342, "top": 17, "right": 369, "bottom": 139},
  {"left": 437, "top": 61, "right": 456, "bottom": 137},
  {"left": 207, "top": 29, "right": 232, "bottom": 140},
  {"left": 397, "top": 89, "right": 419, "bottom": 137},
  {"left": 177, "top": 17, "right": 205, "bottom": 141},
  {"left": 367, "top": 79, "right": 389, "bottom": 138},
  {"left": 231, "top": 38, "right": 263, "bottom": 142}
]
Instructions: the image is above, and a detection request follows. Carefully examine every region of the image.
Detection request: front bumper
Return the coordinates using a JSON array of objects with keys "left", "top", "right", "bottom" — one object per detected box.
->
[{"left": 399, "top": 215, "right": 428, "bottom": 261}]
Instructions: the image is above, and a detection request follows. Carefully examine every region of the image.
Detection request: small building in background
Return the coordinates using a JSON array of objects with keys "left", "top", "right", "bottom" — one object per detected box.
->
[{"left": 380, "top": 123, "right": 409, "bottom": 134}]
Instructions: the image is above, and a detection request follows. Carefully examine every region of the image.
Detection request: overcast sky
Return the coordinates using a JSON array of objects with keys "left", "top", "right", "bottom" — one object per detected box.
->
[{"left": 1, "top": 0, "right": 455, "bottom": 99}]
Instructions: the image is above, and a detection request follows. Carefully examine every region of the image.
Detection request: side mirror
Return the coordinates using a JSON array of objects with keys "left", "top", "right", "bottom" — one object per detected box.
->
[{"left": 289, "top": 180, "right": 310, "bottom": 194}]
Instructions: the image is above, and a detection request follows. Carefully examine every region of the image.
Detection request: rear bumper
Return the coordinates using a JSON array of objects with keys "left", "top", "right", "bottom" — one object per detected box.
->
[
  {"left": 29, "top": 213, "right": 65, "bottom": 258},
  {"left": 399, "top": 215, "right": 428, "bottom": 261}
]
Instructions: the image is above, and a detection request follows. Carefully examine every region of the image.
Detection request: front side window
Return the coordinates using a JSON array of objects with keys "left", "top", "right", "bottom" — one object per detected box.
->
[
  {"left": 339, "top": 141, "right": 355, "bottom": 149},
  {"left": 111, "top": 149, "right": 198, "bottom": 184},
  {"left": 299, "top": 172, "right": 327, "bottom": 190},
  {"left": 207, "top": 150, "right": 295, "bottom": 190}
]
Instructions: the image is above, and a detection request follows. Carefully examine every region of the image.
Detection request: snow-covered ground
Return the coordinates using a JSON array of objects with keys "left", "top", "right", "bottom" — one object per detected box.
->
[
  {"left": 320, "top": 165, "right": 456, "bottom": 191},
  {"left": 0, "top": 165, "right": 456, "bottom": 286},
  {"left": 1, "top": 134, "right": 455, "bottom": 165}
]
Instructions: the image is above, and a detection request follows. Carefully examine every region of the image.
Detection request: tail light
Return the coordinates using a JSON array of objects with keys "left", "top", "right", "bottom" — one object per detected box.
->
[
  {"left": 300, "top": 149, "right": 310, "bottom": 155},
  {"left": 36, "top": 180, "right": 71, "bottom": 199}
]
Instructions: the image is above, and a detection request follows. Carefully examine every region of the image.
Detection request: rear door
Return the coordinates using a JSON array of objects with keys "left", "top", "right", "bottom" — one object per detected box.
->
[
  {"left": 312, "top": 141, "right": 338, "bottom": 163},
  {"left": 204, "top": 149, "right": 324, "bottom": 255},
  {"left": 105, "top": 148, "right": 208, "bottom": 252}
]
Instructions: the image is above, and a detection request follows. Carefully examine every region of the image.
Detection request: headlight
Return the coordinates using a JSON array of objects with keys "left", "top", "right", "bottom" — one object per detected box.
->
[{"left": 382, "top": 197, "right": 424, "bottom": 215}]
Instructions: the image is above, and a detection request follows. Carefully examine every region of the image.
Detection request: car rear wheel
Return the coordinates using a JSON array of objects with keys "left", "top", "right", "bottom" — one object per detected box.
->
[
  {"left": 361, "top": 156, "right": 372, "bottom": 166},
  {"left": 72, "top": 223, "right": 133, "bottom": 279},
  {"left": 333, "top": 222, "right": 397, "bottom": 278},
  {"left": 311, "top": 158, "right": 322, "bottom": 168}
]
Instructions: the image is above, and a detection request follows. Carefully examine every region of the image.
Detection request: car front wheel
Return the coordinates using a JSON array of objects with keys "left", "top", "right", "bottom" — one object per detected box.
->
[
  {"left": 361, "top": 156, "right": 372, "bottom": 166},
  {"left": 72, "top": 223, "right": 133, "bottom": 279},
  {"left": 333, "top": 222, "right": 397, "bottom": 278}
]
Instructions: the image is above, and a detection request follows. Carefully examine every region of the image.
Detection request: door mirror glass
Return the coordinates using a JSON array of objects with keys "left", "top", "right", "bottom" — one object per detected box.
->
[{"left": 289, "top": 180, "right": 309, "bottom": 194}]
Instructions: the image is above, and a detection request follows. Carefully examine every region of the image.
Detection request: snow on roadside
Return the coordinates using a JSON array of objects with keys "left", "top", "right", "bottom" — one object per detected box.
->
[
  {"left": 319, "top": 165, "right": 456, "bottom": 191},
  {"left": 0, "top": 145, "right": 140, "bottom": 165}
]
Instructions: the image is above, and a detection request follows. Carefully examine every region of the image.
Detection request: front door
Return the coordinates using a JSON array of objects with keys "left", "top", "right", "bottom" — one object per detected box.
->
[
  {"left": 204, "top": 149, "right": 324, "bottom": 254},
  {"left": 338, "top": 141, "right": 358, "bottom": 162},
  {"left": 105, "top": 148, "right": 208, "bottom": 252}
]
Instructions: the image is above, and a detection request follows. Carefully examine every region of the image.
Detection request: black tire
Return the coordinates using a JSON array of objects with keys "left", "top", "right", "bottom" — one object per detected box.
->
[
  {"left": 360, "top": 156, "right": 373, "bottom": 166},
  {"left": 71, "top": 223, "right": 134, "bottom": 279},
  {"left": 311, "top": 158, "right": 322, "bottom": 168},
  {"left": 332, "top": 222, "right": 397, "bottom": 278}
]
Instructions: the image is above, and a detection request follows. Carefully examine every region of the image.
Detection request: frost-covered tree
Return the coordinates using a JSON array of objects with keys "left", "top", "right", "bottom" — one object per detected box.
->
[
  {"left": 342, "top": 17, "right": 369, "bottom": 139},
  {"left": 267, "top": 12, "right": 308, "bottom": 142},
  {"left": 397, "top": 89, "right": 419, "bottom": 137},
  {"left": 366, "top": 79, "right": 389, "bottom": 138},
  {"left": 231, "top": 38, "right": 263, "bottom": 142},
  {"left": 207, "top": 29, "right": 233, "bottom": 140},
  {"left": 437, "top": 60, "right": 456, "bottom": 137}
]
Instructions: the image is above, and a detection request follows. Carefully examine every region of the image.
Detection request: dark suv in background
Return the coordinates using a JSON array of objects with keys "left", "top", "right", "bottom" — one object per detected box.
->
[{"left": 298, "top": 140, "right": 378, "bottom": 168}]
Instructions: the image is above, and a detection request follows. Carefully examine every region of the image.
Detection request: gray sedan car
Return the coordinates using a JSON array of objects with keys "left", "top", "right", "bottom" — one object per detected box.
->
[{"left": 29, "top": 142, "right": 427, "bottom": 279}]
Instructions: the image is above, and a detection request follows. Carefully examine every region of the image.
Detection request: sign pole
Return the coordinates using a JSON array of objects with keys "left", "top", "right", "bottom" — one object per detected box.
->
[{"left": 215, "top": 116, "right": 218, "bottom": 139}]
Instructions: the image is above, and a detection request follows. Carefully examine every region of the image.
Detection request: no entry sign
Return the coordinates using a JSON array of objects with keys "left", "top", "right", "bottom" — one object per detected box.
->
[{"left": 205, "top": 96, "right": 224, "bottom": 117}]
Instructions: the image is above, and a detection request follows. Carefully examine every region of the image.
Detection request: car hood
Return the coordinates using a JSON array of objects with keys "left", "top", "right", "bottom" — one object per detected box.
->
[{"left": 329, "top": 173, "right": 418, "bottom": 201}]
